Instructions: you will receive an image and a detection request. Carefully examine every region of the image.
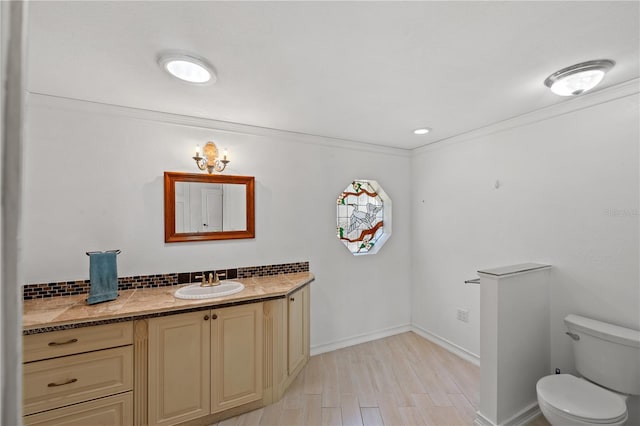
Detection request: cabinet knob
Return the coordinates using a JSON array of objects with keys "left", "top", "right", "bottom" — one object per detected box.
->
[
  {"left": 212, "top": 314, "right": 218, "bottom": 320},
  {"left": 204, "top": 315, "right": 209, "bottom": 321},
  {"left": 290, "top": 297, "right": 295, "bottom": 302}
]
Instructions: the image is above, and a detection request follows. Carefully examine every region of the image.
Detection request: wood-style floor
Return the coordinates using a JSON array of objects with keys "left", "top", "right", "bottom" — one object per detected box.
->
[
  {"left": 212, "top": 331, "right": 550, "bottom": 426},
  {"left": 209, "top": 330, "right": 548, "bottom": 426}
]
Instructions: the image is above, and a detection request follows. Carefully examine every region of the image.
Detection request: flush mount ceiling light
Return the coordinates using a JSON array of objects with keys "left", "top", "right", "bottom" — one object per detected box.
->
[
  {"left": 158, "top": 52, "right": 216, "bottom": 84},
  {"left": 413, "top": 128, "right": 431, "bottom": 135},
  {"left": 544, "top": 59, "right": 614, "bottom": 96}
]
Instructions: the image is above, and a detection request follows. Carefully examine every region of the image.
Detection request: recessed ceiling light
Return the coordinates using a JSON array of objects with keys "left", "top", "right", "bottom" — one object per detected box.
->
[
  {"left": 158, "top": 52, "right": 216, "bottom": 84},
  {"left": 544, "top": 59, "right": 614, "bottom": 96},
  {"left": 413, "top": 128, "right": 431, "bottom": 135}
]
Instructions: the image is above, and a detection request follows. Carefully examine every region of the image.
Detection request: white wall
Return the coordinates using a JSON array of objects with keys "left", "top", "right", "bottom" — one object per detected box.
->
[
  {"left": 23, "top": 95, "right": 413, "bottom": 351},
  {"left": 411, "top": 92, "right": 639, "bottom": 419}
]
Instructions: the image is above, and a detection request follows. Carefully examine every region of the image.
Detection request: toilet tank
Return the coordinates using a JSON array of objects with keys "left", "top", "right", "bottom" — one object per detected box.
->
[{"left": 565, "top": 314, "right": 640, "bottom": 395}]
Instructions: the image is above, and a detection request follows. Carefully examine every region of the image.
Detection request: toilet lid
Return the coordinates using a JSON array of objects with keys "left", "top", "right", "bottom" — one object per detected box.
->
[{"left": 537, "top": 375, "right": 627, "bottom": 422}]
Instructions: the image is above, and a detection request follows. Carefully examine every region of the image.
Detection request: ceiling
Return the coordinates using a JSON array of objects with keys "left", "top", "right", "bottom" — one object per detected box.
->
[{"left": 26, "top": 1, "right": 639, "bottom": 150}]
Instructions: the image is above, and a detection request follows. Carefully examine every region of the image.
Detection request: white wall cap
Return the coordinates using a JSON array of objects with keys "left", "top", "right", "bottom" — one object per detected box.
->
[{"left": 477, "top": 263, "right": 551, "bottom": 277}]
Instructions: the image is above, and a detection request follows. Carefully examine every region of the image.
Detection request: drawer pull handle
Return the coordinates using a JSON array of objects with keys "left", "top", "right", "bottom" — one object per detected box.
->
[
  {"left": 47, "top": 378, "right": 77, "bottom": 387},
  {"left": 204, "top": 315, "right": 209, "bottom": 321},
  {"left": 48, "top": 338, "right": 78, "bottom": 347},
  {"left": 212, "top": 314, "right": 218, "bottom": 320}
]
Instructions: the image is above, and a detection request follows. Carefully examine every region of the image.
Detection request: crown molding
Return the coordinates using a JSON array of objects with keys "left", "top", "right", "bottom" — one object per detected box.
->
[
  {"left": 27, "top": 77, "right": 639, "bottom": 158},
  {"left": 26, "top": 92, "right": 411, "bottom": 157},
  {"left": 413, "top": 78, "right": 640, "bottom": 155}
]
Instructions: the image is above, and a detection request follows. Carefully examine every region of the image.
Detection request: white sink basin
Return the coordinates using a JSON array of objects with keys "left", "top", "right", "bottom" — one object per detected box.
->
[{"left": 174, "top": 281, "right": 245, "bottom": 300}]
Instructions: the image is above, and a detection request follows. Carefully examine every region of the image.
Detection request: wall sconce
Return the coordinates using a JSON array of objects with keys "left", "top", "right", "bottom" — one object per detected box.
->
[{"left": 193, "top": 141, "right": 230, "bottom": 173}]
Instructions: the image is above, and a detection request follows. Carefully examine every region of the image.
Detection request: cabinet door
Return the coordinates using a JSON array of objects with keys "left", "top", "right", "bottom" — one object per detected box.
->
[
  {"left": 148, "top": 311, "right": 211, "bottom": 425},
  {"left": 288, "top": 286, "right": 309, "bottom": 375},
  {"left": 211, "top": 303, "right": 263, "bottom": 413}
]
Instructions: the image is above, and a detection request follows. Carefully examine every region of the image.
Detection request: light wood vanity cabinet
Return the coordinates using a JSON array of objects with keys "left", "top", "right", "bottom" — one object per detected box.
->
[
  {"left": 148, "top": 310, "right": 211, "bottom": 425},
  {"left": 22, "top": 322, "right": 134, "bottom": 425},
  {"left": 264, "top": 284, "right": 311, "bottom": 406},
  {"left": 211, "top": 303, "right": 263, "bottom": 413},
  {"left": 148, "top": 303, "right": 263, "bottom": 425},
  {"left": 287, "top": 285, "right": 310, "bottom": 376},
  {"left": 23, "top": 281, "right": 312, "bottom": 426}
]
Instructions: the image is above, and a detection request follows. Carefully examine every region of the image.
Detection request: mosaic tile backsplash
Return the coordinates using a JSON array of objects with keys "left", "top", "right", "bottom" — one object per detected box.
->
[{"left": 23, "top": 261, "right": 309, "bottom": 300}]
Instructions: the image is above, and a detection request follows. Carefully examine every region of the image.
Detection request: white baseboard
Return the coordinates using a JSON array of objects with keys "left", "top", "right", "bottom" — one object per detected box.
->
[
  {"left": 505, "top": 403, "right": 542, "bottom": 426},
  {"left": 309, "top": 323, "right": 482, "bottom": 369},
  {"left": 411, "top": 324, "right": 480, "bottom": 366},
  {"left": 475, "top": 412, "right": 494, "bottom": 426},
  {"left": 475, "top": 403, "right": 542, "bottom": 426},
  {"left": 310, "top": 324, "right": 411, "bottom": 356}
]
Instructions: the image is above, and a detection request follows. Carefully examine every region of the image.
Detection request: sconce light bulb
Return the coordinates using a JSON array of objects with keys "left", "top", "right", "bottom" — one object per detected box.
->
[
  {"left": 195, "top": 145, "right": 201, "bottom": 157},
  {"left": 223, "top": 148, "right": 229, "bottom": 160}
]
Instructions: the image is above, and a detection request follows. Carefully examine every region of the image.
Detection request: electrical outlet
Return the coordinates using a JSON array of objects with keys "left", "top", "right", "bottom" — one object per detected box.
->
[{"left": 457, "top": 308, "right": 469, "bottom": 323}]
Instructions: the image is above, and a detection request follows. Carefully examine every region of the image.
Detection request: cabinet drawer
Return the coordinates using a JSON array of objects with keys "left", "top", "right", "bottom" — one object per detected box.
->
[
  {"left": 24, "top": 346, "right": 133, "bottom": 415},
  {"left": 24, "top": 322, "right": 133, "bottom": 362},
  {"left": 23, "top": 391, "right": 133, "bottom": 426}
]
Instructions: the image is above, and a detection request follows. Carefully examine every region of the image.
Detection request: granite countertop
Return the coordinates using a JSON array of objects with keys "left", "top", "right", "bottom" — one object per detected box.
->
[{"left": 23, "top": 272, "right": 314, "bottom": 332}]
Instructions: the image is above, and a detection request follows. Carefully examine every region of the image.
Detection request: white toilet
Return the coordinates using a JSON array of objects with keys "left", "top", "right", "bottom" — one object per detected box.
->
[{"left": 536, "top": 314, "right": 640, "bottom": 426}]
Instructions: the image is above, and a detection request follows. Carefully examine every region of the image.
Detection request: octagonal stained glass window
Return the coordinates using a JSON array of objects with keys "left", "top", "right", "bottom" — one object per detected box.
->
[{"left": 336, "top": 180, "right": 392, "bottom": 255}]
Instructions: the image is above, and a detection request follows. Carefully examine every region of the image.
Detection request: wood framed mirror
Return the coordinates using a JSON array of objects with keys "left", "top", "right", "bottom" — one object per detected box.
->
[{"left": 164, "top": 172, "right": 255, "bottom": 243}]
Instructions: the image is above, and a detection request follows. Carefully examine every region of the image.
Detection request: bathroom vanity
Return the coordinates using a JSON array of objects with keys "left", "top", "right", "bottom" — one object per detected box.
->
[{"left": 22, "top": 272, "right": 313, "bottom": 426}]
